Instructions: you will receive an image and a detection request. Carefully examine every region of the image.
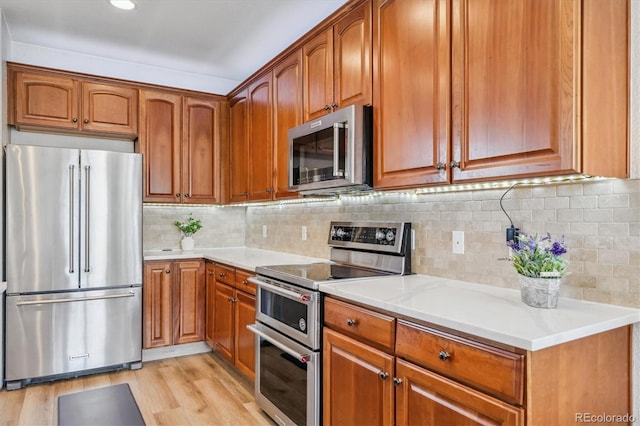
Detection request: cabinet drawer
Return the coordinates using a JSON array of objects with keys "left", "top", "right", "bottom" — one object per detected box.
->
[
  {"left": 396, "top": 320, "right": 524, "bottom": 406},
  {"left": 235, "top": 269, "right": 255, "bottom": 295},
  {"left": 214, "top": 264, "right": 235, "bottom": 286},
  {"left": 324, "top": 297, "right": 395, "bottom": 351}
]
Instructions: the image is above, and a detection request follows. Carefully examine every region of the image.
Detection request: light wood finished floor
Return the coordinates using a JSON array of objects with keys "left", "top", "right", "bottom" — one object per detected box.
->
[{"left": 0, "top": 352, "right": 275, "bottom": 426}]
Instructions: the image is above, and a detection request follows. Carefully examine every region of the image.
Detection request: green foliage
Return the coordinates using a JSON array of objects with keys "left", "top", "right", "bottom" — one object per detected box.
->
[{"left": 174, "top": 213, "right": 203, "bottom": 237}]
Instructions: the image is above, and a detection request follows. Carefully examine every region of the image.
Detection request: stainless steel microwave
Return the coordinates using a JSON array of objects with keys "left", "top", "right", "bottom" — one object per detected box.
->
[{"left": 288, "top": 104, "right": 373, "bottom": 195}]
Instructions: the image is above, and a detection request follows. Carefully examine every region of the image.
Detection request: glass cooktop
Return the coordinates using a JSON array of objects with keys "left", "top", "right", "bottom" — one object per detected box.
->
[{"left": 255, "top": 262, "right": 394, "bottom": 290}]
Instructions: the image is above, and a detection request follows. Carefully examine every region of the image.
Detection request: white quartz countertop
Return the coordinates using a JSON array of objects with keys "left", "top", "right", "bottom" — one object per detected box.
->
[
  {"left": 144, "top": 247, "right": 325, "bottom": 272},
  {"left": 320, "top": 274, "right": 640, "bottom": 351}
]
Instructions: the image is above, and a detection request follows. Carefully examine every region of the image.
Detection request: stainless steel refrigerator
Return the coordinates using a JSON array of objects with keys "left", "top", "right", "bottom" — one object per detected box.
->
[{"left": 5, "top": 144, "right": 143, "bottom": 390}]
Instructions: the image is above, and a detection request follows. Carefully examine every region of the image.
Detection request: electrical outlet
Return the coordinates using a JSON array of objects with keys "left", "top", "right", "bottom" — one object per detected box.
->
[
  {"left": 302, "top": 226, "right": 307, "bottom": 241},
  {"left": 262, "top": 225, "right": 267, "bottom": 238},
  {"left": 452, "top": 231, "right": 464, "bottom": 254}
]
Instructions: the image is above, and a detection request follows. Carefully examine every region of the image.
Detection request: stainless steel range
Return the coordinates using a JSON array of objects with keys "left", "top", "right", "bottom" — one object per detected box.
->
[{"left": 247, "top": 221, "right": 412, "bottom": 426}]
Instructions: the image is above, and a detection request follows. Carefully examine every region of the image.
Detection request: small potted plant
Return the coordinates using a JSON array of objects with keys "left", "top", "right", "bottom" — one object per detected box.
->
[
  {"left": 508, "top": 233, "right": 568, "bottom": 308},
  {"left": 174, "top": 213, "right": 203, "bottom": 250}
]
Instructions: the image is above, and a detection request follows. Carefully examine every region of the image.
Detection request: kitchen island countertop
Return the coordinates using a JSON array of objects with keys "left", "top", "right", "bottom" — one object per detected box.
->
[
  {"left": 144, "top": 247, "right": 325, "bottom": 271},
  {"left": 320, "top": 274, "right": 640, "bottom": 351}
]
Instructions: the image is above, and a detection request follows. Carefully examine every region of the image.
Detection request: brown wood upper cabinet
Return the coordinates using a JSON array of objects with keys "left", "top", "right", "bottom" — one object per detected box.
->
[
  {"left": 303, "top": 0, "right": 372, "bottom": 121},
  {"left": 229, "top": 58, "right": 301, "bottom": 203},
  {"left": 139, "top": 89, "right": 224, "bottom": 204},
  {"left": 374, "top": 0, "right": 629, "bottom": 190},
  {"left": 9, "top": 65, "right": 138, "bottom": 138}
]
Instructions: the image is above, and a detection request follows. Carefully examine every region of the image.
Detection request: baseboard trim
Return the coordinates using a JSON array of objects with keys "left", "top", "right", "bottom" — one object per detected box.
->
[{"left": 142, "top": 342, "right": 212, "bottom": 362}]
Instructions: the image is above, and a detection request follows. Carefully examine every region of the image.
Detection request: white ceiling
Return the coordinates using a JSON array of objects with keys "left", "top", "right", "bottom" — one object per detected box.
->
[{"left": 0, "top": 0, "right": 349, "bottom": 93}]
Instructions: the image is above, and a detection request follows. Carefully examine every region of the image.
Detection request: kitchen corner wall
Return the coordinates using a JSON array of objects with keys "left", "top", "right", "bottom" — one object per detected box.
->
[
  {"left": 143, "top": 205, "right": 246, "bottom": 250},
  {"left": 245, "top": 179, "right": 640, "bottom": 309}
]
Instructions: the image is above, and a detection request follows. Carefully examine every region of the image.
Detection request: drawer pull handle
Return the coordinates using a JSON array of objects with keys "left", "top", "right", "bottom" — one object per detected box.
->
[
  {"left": 378, "top": 371, "right": 389, "bottom": 380},
  {"left": 219, "top": 272, "right": 226, "bottom": 278},
  {"left": 392, "top": 377, "right": 403, "bottom": 387},
  {"left": 438, "top": 350, "right": 450, "bottom": 361},
  {"left": 346, "top": 318, "right": 356, "bottom": 327}
]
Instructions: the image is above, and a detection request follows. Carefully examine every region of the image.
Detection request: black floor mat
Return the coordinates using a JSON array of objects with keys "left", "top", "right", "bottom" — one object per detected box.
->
[{"left": 58, "top": 383, "right": 145, "bottom": 426}]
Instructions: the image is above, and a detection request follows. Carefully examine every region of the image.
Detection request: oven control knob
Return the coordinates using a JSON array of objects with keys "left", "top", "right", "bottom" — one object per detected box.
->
[
  {"left": 336, "top": 228, "right": 346, "bottom": 238},
  {"left": 386, "top": 230, "right": 395, "bottom": 242},
  {"left": 375, "top": 230, "right": 385, "bottom": 241}
]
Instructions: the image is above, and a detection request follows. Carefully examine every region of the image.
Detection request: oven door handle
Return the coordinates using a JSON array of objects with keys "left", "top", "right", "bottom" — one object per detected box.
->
[
  {"left": 247, "top": 324, "right": 312, "bottom": 364},
  {"left": 249, "top": 277, "right": 311, "bottom": 303}
]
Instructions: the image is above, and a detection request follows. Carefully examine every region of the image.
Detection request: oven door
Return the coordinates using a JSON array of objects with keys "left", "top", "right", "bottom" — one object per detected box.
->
[
  {"left": 250, "top": 277, "right": 319, "bottom": 350},
  {"left": 247, "top": 323, "right": 319, "bottom": 426}
]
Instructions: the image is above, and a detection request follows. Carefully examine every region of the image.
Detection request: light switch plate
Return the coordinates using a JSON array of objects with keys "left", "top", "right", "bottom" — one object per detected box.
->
[
  {"left": 302, "top": 226, "right": 307, "bottom": 240},
  {"left": 452, "top": 231, "right": 464, "bottom": 254},
  {"left": 262, "top": 225, "right": 267, "bottom": 238}
]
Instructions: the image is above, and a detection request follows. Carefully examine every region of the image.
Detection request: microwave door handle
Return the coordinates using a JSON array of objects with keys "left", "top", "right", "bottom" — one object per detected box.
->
[
  {"left": 247, "top": 324, "right": 312, "bottom": 364},
  {"left": 333, "top": 123, "right": 345, "bottom": 177}
]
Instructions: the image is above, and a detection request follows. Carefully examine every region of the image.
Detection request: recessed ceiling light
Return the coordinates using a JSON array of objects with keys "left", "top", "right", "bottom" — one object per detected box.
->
[{"left": 110, "top": 0, "right": 135, "bottom": 10}]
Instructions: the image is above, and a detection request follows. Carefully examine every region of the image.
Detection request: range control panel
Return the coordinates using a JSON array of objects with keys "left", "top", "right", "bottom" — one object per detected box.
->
[{"left": 328, "top": 221, "right": 410, "bottom": 254}]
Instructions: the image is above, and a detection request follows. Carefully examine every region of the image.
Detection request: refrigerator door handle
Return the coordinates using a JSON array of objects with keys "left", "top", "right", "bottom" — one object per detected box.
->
[
  {"left": 68, "top": 165, "right": 75, "bottom": 274},
  {"left": 16, "top": 290, "right": 136, "bottom": 306},
  {"left": 84, "top": 165, "right": 91, "bottom": 273}
]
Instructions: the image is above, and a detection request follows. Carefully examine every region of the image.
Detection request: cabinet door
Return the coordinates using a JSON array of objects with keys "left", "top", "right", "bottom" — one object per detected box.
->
[
  {"left": 395, "top": 359, "right": 524, "bottom": 426},
  {"left": 323, "top": 328, "right": 394, "bottom": 426},
  {"left": 451, "top": 0, "right": 577, "bottom": 182},
  {"left": 247, "top": 72, "right": 274, "bottom": 201},
  {"left": 139, "top": 90, "right": 182, "bottom": 203},
  {"left": 303, "top": 28, "right": 334, "bottom": 121},
  {"left": 14, "top": 71, "right": 80, "bottom": 130},
  {"left": 81, "top": 82, "right": 138, "bottom": 136},
  {"left": 234, "top": 290, "right": 256, "bottom": 381},
  {"left": 143, "top": 261, "right": 173, "bottom": 348},
  {"left": 373, "top": 0, "right": 450, "bottom": 189},
  {"left": 229, "top": 90, "right": 249, "bottom": 203},
  {"left": 182, "top": 96, "right": 221, "bottom": 204},
  {"left": 334, "top": 0, "right": 372, "bottom": 110},
  {"left": 205, "top": 262, "right": 216, "bottom": 348},
  {"left": 213, "top": 281, "right": 235, "bottom": 363},
  {"left": 272, "top": 51, "right": 303, "bottom": 200},
  {"left": 173, "top": 260, "right": 205, "bottom": 345}
]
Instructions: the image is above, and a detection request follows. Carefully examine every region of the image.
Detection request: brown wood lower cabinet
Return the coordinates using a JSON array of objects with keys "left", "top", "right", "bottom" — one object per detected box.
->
[
  {"left": 208, "top": 262, "right": 256, "bottom": 381},
  {"left": 323, "top": 296, "right": 631, "bottom": 426},
  {"left": 143, "top": 259, "right": 205, "bottom": 348}
]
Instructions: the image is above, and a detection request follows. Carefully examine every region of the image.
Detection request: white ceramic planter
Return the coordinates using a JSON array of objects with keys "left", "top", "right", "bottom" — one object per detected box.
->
[
  {"left": 519, "top": 275, "right": 562, "bottom": 308},
  {"left": 181, "top": 236, "right": 195, "bottom": 251}
]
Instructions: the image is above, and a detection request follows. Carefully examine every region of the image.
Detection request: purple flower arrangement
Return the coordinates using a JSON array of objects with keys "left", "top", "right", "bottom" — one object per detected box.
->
[{"left": 508, "top": 233, "right": 568, "bottom": 278}]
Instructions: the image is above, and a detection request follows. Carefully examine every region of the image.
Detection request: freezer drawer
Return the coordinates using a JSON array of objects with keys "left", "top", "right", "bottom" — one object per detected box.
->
[{"left": 5, "top": 287, "right": 142, "bottom": 387}]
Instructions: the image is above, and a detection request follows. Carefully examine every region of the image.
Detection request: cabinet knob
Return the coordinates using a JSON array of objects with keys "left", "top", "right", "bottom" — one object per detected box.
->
[
  {"left": 346, "top": 318, "right": 356, "bottom": 327},
  {"left": 72, "top": 117, "right": 78, "bottom": 123},
  {"left": 323, "top": 105, "right": 331, "bottom": 112},
  {"left": 438, "top": 350, "right": 450, "bottom": 361},
  {"left": 392, "top": 377, "right": 403, "bottom": 387},
  {"left": 176, "top": 193, "right": 181, "bottom": 198},
  {"left": 331, "top": 102, "right": 338, "bottom": 110},
  {"left": 435, "top": 162, "right": 446, "bottom": 170},
  {"left": 227, "top": 296, "right": 233, "bottom": 302},
  {"left": 165, "top": 269, "right": 170, "bottom": 274},
  {"left": 378, "top": 371, "right": 389, "bottom": 380},
  {"left": 242, "top": 280, "right": 248, "bottom": 285},
  {"left": 184, "top": 193, "right": 190, "bottom": 198},
  {"left": 219, "top": 272, "right": 226, "bottom": 278},
  {"left": 83, "top": 118, "right": 89, "bottom": 124},
  {"left": 450, "top": 160, "right": 460, "bottom": 169},
  {"left": 208, "top": 272, "right": 214, "bottom": 276}
]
